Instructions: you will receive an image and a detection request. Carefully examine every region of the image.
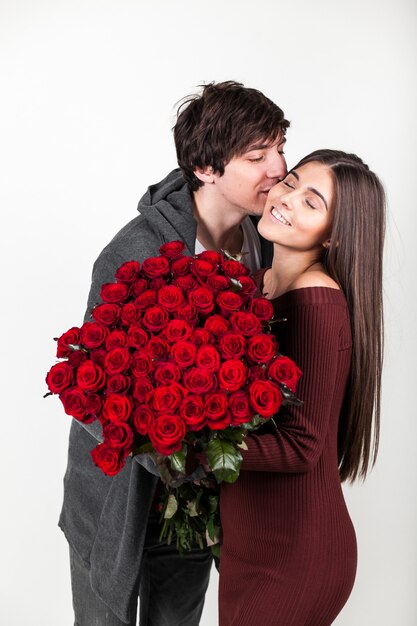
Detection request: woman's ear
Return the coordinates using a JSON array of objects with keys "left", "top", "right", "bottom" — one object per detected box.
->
[
  {"left": 322, "top": 239, "right": 331, "bottom": 249},
  {"left": 193, "top": 165, "right": 215, "bottom": 184}
]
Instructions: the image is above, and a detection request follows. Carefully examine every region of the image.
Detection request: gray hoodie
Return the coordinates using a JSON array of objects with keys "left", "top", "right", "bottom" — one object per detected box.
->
[{"left": 59, "top": 169, "right": 272, "bottom": 622}]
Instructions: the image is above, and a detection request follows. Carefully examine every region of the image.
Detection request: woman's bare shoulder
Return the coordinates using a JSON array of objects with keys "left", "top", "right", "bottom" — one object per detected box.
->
[{"left": 288, "top": 270, "right": 340, "bottom": 291}]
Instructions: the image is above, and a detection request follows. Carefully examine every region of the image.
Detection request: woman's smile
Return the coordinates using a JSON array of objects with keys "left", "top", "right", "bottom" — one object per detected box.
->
[{"left": 270, "top": 206, "right": 291, "bottom": 226}]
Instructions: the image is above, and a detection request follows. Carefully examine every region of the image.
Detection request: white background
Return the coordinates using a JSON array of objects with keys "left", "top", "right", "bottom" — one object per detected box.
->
[{"left": 1, "top": 0, "right": 416, "bottom": 624}]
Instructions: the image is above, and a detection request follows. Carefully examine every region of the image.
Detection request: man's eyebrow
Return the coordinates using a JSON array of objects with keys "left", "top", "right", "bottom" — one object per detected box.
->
[{"left": 287, "top": 170, "right": 328, "bottom": 210}]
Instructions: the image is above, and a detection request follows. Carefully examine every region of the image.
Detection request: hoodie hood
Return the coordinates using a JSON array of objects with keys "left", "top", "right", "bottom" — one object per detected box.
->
[{"left": 137, "top": 168, "right": 190, "bottom": 212}]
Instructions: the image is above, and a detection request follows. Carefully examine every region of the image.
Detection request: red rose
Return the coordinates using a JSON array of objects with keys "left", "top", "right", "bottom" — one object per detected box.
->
[
  {"left": 150, "top": 277, "right": 170, "bottom": 291},
  {"left": 127, "top": 324, "right": 149, "bottom": 349},
  {"left": 85, "top": 394, "right": 103, "bottom": 422},
  {"left": 148, "top": 383, "right": 186, "bottom": 414},
  {"left": 171, "top": 256, "right": 193, "bottom": 277},
  {"left": 197, "top": 251, "right": 222, "bottom": 265},
  {"left": 132, "top": 405, "right": 155, "bottom": 435},
  {"left": 132, "top": 376, "right": 153, "bottom": 403},
  {"left": 267, "top": 356, "right": 302, "bottom": 392},
  {"left": 59, "top": 386, "right": 87, "bottom": 420},
  {"left": 206, "top": 274, "right": 231, "bottom": 292},
  {"left": 247, "top": 334, "right": 277, "bottom": 364},
  {"left": 154, "top": 362, "right": 182, "bottom": 385},
  {"left": 219, "top": 332, "right": 246, "bottom": 360},
  {"left": 91, "top": 303, "right": 121, "bottom": 327},
  {"left": 157, "top": 285, "right": 185, "bottom": 312},
  {"left": 170, "top": 341, "right": 197, "bottom": 368},
  {"left": 80, "top": 322, "right": 108, "bottom": 349},
  {"left": 106, "top": 374, "right": 131, "bottom": 394},
  {"left": 131, "top": 350, "right": 153, "bottom": 377},
  {"left": 105, "top": 329, "right": 128, "bottom": 350},
  {"left": 229, "top": 391, "right": 253, "bottom": 425},
  {"left": 188, "top": 287, "right": 215, "bottom": 315},
  {"left": 56, "top": 327, "right": 81, "bottom": 358},
  {"left": 100, "top": 282, "right": 129, "bottom": 304},
  {"left": 204, "top": 392, "right": 230, "bottom": 430},
  {"left": 218, "top": 359, "right": 247, "bottom": 392},
  {"left": 174, "top": 275, "right": 198, "bottom": 292},
  {"left": 230, "top": 312, "right": 262, "bottom": 337},
  {"left": 76, "top": 360, "right": 106, "bottom": 392},
  {"left": 103, "top": 394, "right": 133, "bottom": 423},
  {"left": 146, "top": 336, "right": 170, "bottom": 360},
  {"left": 204, "top": 315, "right": 231, "bottom": 340},
  {"left": 103, "top": 421, "right": 134, "bottom": 452},
  {"left": 141, "top": 256, "right": 170, "bottom": 278},
  {"left": 248, "top": 365, "right": 268, "bottom": 382},
  {"left": 130, "top": 278, "right": 148, "bottom": 298},
  {"left": 192, "top": 329, "right": 212, "bottom": 346},
  {"left": 148, "top": 414, "right": 186, "bottom": 456},
  {"left": 91, "top": 443, "right": 126, "bottom": 476},
  {"left": 237, "top": 276, "right": 257, "bottom": 296},
  {"left": 46, "top": 362, "right": 74, "bottom": 393},
  {"left": 90, "top": 349, "right": 106, "bottom": 367},
  {"left": 183, "top": 367, "right": 217, "bottom": 394},
  {"left": 67, "top": 350, "right": 87, "bottom": 368},
  {"left": 179, "top": 395, "right": 206, "bottom": 431},
  {"left": 142, "top": 306, "right": 169, "bottom": 332},
  {"left": 115, "top": 260, "right": 140, "bottom": 283},
  {"left": 216, "top": 291, "right": 244, "bottom": 317},
  {"left": 191, "top": 259, "right": 216, "bottom": 280},
  {"left": 176, "top": 304, "right": 198, "bottom": 326},
  {"left": 104, "top": 347, "right": 131, "bottom": 375},
  {"left": 135, "top": 289, "right": 157, "bottom": 309},
  {"left": 250, "top": 297, "right": 274, "bottom": 323},
  {"left": 120, "top": 303, "right": 141, "bottom": 325},
  {"left": 164, "top": 319, "right": 193, "bottom": 343},
  {"left": 222, "top": 259, "right": 250, "bottom": 278},
  {"left": 159, "top": 241, "right": 186, "bottom": 259},
  {"left": 195, "top": 345, "right": 221, "bottom": 372},
  {"left": 249, "top": 380, "right": 282, "bottom": 417}
]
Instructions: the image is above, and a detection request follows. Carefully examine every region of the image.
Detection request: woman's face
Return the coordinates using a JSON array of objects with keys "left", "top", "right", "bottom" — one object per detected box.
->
[{"left": 258, "top": 161, "right": 334, "bottom": 252}]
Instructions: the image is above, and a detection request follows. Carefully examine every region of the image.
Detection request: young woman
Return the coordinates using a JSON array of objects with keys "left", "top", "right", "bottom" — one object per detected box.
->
[{"left": 219, "top": 150, "right": 385, "bottom": 625}]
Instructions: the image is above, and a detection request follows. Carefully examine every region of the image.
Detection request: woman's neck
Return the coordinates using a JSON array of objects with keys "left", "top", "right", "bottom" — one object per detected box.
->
[{"left": 262, "top": 245, "right": 324, "bottom": 299}]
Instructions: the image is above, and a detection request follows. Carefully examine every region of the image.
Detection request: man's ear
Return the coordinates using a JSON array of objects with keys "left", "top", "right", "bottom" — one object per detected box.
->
[{"left": 193, "top": 165, "right": 216, "bottom": 185}]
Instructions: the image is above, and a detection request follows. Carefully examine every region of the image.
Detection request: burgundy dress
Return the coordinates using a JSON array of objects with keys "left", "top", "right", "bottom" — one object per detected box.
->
[{"left": 219, "top": 283, "right": 357, "bottom": 625}]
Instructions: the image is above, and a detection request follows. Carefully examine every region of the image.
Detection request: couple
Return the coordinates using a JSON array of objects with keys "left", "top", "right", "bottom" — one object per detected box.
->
[{"left": 60, "top": 81, "right": 385, "bottom": 625}]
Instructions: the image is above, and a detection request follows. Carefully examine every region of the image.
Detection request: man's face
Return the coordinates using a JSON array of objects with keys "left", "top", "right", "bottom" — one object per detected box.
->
[{"left": 211, "top": 136, "right": 287, "bottom": 217}]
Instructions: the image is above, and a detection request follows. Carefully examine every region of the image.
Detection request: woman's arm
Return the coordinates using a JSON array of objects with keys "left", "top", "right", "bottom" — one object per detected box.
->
[{"left": 242, "top": 299, "right": 349, "bottom": 472}]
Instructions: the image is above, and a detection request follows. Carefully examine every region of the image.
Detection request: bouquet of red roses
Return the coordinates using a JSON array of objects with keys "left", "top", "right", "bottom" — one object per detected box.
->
[{"left": 46, "top": 241, "right": 302, "bottom": 552}]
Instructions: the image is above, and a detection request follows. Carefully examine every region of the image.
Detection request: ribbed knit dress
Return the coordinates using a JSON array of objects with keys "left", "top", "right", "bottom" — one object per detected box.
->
[{"left": 219, "top": 279, "right": 357, "bottom": 626}]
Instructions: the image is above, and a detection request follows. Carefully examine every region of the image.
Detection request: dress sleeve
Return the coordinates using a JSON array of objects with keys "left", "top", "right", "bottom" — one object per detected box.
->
[{"left": 241, "top": 299, "right": 346, "bottom": 472}]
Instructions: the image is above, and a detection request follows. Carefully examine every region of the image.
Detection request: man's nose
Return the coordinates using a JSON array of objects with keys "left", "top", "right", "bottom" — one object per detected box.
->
[{"left": 267, "top": 153, "right": 287, "bottom": 180}]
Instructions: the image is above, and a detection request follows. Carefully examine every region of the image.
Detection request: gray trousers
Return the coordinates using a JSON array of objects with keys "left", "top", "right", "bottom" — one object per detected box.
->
[{"left": 70, "top": 511, "right": 213, "bottom": 626}]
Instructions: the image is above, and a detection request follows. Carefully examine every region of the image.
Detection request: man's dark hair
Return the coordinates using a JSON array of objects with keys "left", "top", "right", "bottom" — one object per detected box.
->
[{"left": 173, "top": 81, "right": 290, "bottom": 191}]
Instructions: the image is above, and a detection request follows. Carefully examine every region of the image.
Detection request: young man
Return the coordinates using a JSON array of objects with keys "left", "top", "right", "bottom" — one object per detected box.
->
[{"left": 60, "top": 81, "right": 289, "bottom": 626}]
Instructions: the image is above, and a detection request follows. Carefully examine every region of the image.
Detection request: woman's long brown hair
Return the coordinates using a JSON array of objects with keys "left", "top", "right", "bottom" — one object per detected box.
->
[{"left": 295, "top": 150, "right": 386, "bottom": 481}]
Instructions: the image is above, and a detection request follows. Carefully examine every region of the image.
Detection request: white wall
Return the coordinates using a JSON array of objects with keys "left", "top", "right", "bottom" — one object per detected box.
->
[{"left": 1, "top": 0, "right": 416, "bottom": 624}]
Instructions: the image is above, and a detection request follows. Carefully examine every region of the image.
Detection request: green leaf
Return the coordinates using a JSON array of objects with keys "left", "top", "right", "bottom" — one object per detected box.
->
[
  {"left": 186, "top": 499, "right": 199, "bottom": 517},
  {"left": 132, "top": 442, "right": 155, "bottom": 455},
  {"left": 211, "top": 543, "right": 221, "bottom": 558},
  {"left": 206, "top": 438, "right": 243, "bottom": 483},
  {"left": 169, "top": 446, "right": 187, "bottom": 475},
  {"left": 218, "top": 427, "right": 246, "bottom": 443},
  {"left": 164, "top": 493, "right": 178, "bottom": 519}
]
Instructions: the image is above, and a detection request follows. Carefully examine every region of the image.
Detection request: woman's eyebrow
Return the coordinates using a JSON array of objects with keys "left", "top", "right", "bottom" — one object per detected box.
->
[{"left": 290, "top": 170, "right": 328, "bottom": 210}]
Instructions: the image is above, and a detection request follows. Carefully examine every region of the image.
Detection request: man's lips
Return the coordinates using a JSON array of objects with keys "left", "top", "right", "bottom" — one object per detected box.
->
[{"left": 270, "top": 206, "right": 291, "bottom": 226}]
